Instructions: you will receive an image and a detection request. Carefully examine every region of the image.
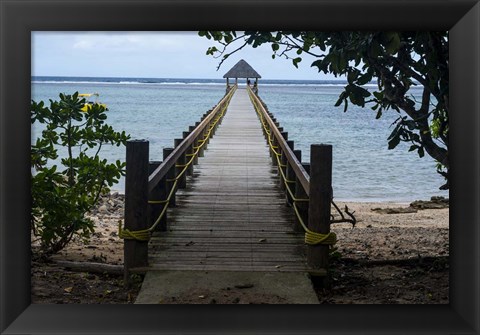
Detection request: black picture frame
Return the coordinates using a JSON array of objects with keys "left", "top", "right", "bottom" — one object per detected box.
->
[{"left": 1, "top": 0, "right": 479, "bottom": 334}]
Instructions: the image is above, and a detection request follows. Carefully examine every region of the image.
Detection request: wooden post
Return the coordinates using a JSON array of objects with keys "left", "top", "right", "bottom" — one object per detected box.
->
[
  {"left": 203, "top": 114, "right": 211, "bottom": 146},
  {"left": 278, "top": 132, "right": 288, "bottom": 190},
  {"left": 124, "top": 140, "right": 149, "bottom": 279},
  {"left": 307, "top": 144, "right": 332, "bottom": 270},
  {"left": 209, "top": 117, "right": 216, "bottom": 137},
  {"left": 212, "top": 111, "right": 220, "bottom": 134},
  {"left": 183, "top": 131, "right": 194, "bottom": 176},
  {"left": 261, "top": 118, "right": 269, "bottom": 140},
  {"left": 271, "top": 132, "right": 279, "bottom": 166},
  {"left": 174, "top": 138, "right": 187, "bottom": 189},
  {"left": 284, "top": 140, "right": 295, "bottom": 204},
  {"left": 198, "top": 127, "right": 206, "bottom": 157},
  {"left": 194, "top": 122, "right": 203, "bottom": 159},
  {"left": 148, "top": 161, "right": 167, "bottom": 232},
  {"left": 294, "top": 158, "right": 308, "bottom": 233},
  {"left": 164, "top": 147, "right": 176, "bottom": 207}
]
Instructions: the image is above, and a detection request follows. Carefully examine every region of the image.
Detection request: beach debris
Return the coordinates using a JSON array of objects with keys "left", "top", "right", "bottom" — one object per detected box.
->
[
  {"left": 410, "top": 196, "right": 449, "bottom": 210},
  {"left": 372, "top": 196, "right": 448, "bottom": 214},
  {"left": 330, "top": 202, "right": 356, "bottom": 227},
  {"left": 371, "top": 207, "right": 418, "bottom": 214}
]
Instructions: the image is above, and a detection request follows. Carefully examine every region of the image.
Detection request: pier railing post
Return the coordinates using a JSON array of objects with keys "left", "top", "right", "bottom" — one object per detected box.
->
[
  {"left": 294, "top": 160, "right": 309, "bottom": 233},
  {"left": 307, "top": 144, "right": 332, "bottom": 271},
  {"left": 193, "top": 123, "right": 201, "bottom": 162},
  {"left": 174, "top": 138, "right": 187, "bottom": 188},
  {"left": 148, "top": 161, "right": 168, "bottom": 232},
  {"left": 183, "top": 131, "right": 194, "bottom": 176},
  {"left": 284, "top": 141, "right": 295, "bottom": 205},
  {"left": 124, "top": 140, "right": 149, "bottom": 278},
  {"left": 278, "top": 132, "right": 288, "bottom": 191},
  {"left": 163, "top": 147, "right": 176, "bottom": 207}
]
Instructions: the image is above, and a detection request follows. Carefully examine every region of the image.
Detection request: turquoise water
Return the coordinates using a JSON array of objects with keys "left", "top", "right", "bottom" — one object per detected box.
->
[{"left": 31, "top": 77, "right": 448, "bottom": 202}]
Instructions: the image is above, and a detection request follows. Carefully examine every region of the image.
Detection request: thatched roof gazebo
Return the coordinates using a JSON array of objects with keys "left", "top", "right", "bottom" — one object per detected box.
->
[{"left": 223, "top": 59, "right": 261, "bottom": 93}]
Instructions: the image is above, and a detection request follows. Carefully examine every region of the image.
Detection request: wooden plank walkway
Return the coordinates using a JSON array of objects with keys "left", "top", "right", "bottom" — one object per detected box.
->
[{"left": 149, "top": 87, "right": 307, "bottom": 272}]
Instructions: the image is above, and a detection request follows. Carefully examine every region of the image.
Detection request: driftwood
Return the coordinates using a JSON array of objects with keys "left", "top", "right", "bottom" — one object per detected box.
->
[
  {"left": 330, "top": 201, "right": 357, "bottom": 227},
  {"left": 54, "top": 260, "right": 124, "bottom": 276}
]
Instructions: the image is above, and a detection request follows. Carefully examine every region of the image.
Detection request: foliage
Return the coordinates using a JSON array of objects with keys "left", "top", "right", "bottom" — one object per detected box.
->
[
  {"left": 31, "top": 92, "right": 130, "bottom": 255},
  {"left": 199, "top": 31, "right": 449, "bottom": 189}
]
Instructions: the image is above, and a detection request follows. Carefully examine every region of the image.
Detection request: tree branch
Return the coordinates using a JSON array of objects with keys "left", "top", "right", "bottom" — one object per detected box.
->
[{"left": 330, "top": 201, "right": 356, "bottom": 227}]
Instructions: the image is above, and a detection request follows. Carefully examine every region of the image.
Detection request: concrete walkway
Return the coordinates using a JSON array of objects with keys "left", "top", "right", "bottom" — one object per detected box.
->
[{"left": 135, "top": 270, "right": 318, "bottom": 304}]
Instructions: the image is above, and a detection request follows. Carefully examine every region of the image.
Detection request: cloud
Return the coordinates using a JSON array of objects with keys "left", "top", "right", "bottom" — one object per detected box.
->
[
  {"left": 71, "top": 32, "right": 194, "bottom": 52},
  {"left": 72, "top": 39, "right": 94, "bottom": 50}
]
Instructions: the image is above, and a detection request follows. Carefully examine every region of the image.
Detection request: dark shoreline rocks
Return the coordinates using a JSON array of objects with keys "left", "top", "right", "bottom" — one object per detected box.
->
[{"left": 371, "top": 196, "right": 449, "bottom": 214}]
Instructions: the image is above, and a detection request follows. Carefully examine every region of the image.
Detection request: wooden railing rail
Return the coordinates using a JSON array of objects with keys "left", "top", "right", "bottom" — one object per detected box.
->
[
  {"left": 148, "top": 86, "right": 237, "bottom": 192},
  {"left": 247, "top": 86, "right": 311, "bottom": 196}
]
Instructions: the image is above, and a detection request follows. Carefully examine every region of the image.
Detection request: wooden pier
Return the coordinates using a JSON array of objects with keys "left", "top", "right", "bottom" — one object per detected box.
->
[
  {"left": 148, "top": 87, "right": 306, "bottom": 272},
  {"left": 120, "top": 83, "right": 340, "bottom": 286}
]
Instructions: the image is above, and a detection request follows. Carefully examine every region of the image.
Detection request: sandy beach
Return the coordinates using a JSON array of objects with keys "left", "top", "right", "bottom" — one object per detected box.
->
[
  {"left": 32, "top": 193, "right": 449, "bottom": 304},
  {"left": 48, "top": 194, "right": 449, "bottom": 265}
]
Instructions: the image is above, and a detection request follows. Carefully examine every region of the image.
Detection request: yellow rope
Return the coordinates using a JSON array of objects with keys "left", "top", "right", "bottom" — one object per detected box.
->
[
  {"left": 248, "top": 89, "right": 336, "bottom": 246},
  {"left": 119, "top": 87, "right": 236, "bottom": 241},
  {"left": 148, "top": 199, "right": 168, "bottom": 204}
]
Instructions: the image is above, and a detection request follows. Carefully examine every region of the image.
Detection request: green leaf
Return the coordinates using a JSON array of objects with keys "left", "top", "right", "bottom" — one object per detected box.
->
[
  {"left": 373, "top": 91, "right": 384, "bottom": 100},
  {"left": 388, "top": 135, "right": 401, "bottom": 149},
  {"left": 418, "top": 147, "right": 425, "bottom": 158},
  {"left": 409, "top": 145, "right": 419, "bottom": 152},
  {"left": 347, "top": 70, "right": 359, "bottom": 84},
  {"left": 334, "top": 91, "right": 346, "bottom": 107},
  {"left": 385, "top": 32, "right": 401, "bottom": 55},
  {"left": 292, "top": 57, "right": 302, "bottom": 68}
]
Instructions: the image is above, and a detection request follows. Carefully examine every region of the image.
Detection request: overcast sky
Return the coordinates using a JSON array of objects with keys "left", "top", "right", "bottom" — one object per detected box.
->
[{"left": 32, "top": 31, "right": 339, "bottom": 80}]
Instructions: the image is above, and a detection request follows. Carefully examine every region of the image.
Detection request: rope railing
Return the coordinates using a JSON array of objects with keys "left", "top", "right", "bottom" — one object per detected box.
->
[
  {"left": 119, "top": 86, "right": 236, "bottom": 242},
  {"left": 247, "top": 89, "right": 336, "bottom": 246},
  {"left": 249, "top": 90, "right": 356, "bottom": 245}
]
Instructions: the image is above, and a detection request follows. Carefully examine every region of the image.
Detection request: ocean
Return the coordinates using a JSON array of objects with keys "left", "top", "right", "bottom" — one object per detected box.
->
[{"left": 31, "top": 76, "right": 449, "bottom": 202}]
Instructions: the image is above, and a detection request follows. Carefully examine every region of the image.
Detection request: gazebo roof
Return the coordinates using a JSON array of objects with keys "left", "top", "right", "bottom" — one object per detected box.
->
[{"left": 223, "top": 59, "right": 261, "bottom": 79}]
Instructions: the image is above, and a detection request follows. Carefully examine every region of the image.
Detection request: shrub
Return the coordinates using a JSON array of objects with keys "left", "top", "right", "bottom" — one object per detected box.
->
[{"left": 31, "top": 92, "right": 130, "bottom": 255}]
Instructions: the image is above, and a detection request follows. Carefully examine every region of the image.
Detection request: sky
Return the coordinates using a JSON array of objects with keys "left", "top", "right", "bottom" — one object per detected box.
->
[{"left": 31, "top": 31, "right": 338, "bottom": 80}]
